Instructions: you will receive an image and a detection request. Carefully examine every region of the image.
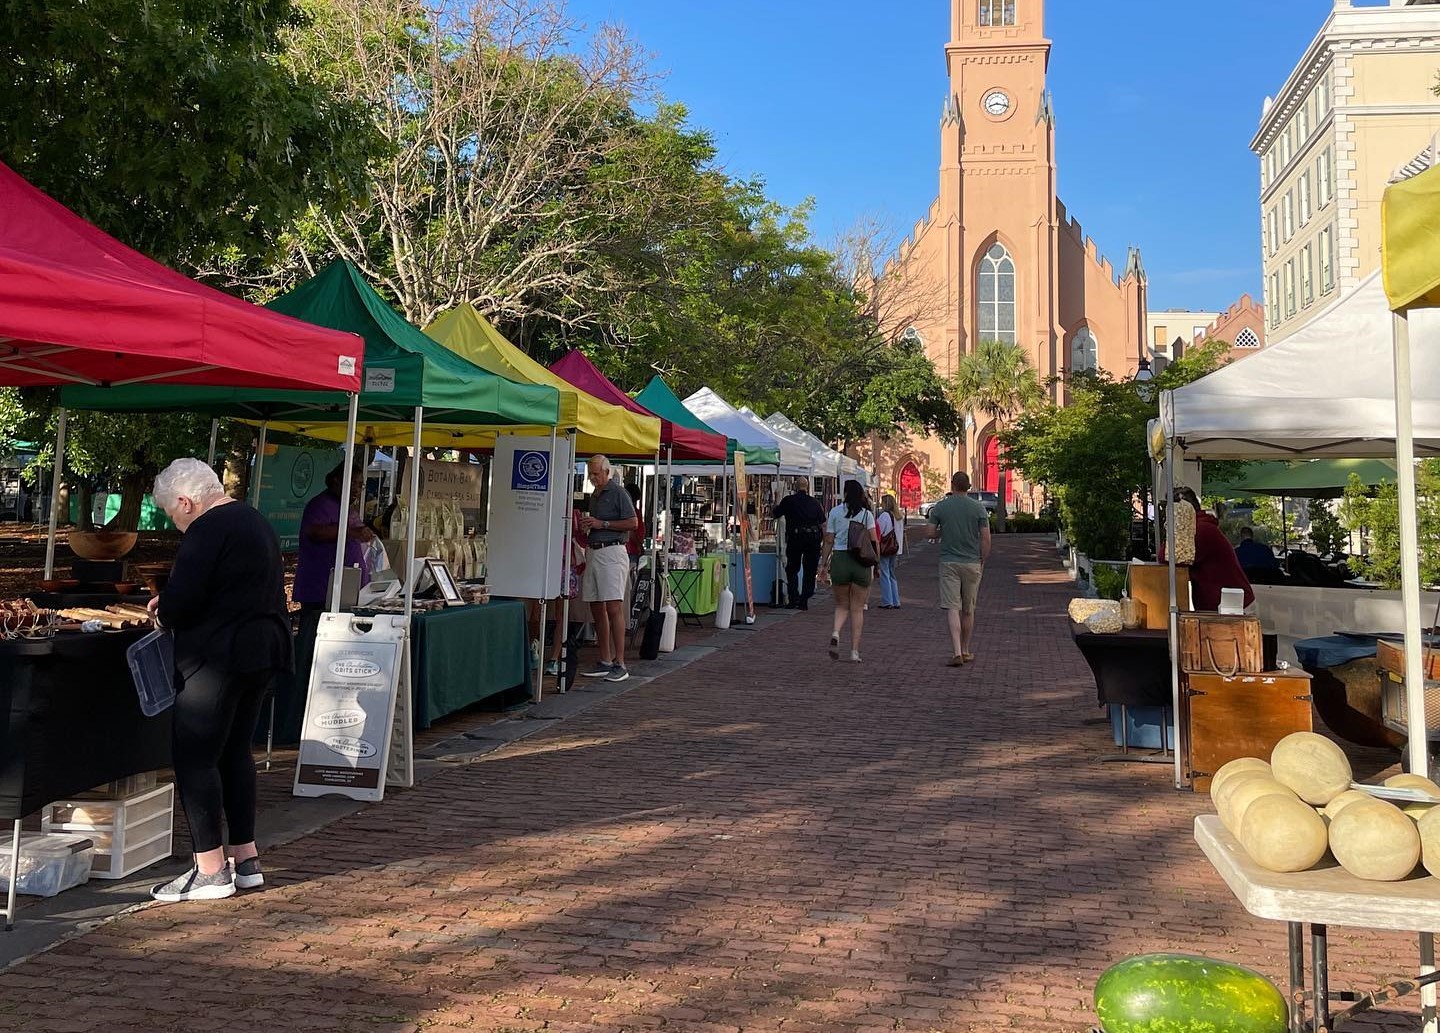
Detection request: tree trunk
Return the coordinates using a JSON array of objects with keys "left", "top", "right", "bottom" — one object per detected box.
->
[
  {"left": 107, "top": 470, "right": 149, "bottom": 531},
  {"left": 74, "top": 481, "right": 95, "bottom": 531}
]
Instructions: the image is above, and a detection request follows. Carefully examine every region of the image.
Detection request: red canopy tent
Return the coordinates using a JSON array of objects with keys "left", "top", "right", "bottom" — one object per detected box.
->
[
  {"left": 548, "top": 350, "right": 725, "bottom": 461},
  {"left": 0, "top": 159, "right": 362, "bottom": 392}
]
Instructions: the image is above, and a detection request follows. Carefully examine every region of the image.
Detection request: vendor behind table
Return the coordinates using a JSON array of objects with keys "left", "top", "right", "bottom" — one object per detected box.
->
[{"left": 293, "top": 460, "right": 374, "bottom": 611}]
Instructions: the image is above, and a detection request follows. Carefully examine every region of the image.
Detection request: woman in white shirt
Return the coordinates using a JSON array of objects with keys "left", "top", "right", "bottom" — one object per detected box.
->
[
  {"left": 876, "top": 494, "right": 902, "bottom": 609},
  {"left": 819, "top": 479, "right": 876, "bottom": 663}
]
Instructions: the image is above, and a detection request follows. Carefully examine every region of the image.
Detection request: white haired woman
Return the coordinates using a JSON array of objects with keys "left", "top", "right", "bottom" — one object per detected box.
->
[{"left": 146, "top": 458, "right": 292, "bottom": 902}]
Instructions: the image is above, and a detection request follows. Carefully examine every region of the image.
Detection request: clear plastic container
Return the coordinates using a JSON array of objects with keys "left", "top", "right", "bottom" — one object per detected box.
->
[
  {"left": 0, "top": 833, "right": 94, "bottom": 897},
  {"left": 126, "top": 629, "right": 175, "bottom": 716}
]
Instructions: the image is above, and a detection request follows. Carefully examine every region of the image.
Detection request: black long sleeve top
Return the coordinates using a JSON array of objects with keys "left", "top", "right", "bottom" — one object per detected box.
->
[{"left": 157, "top": 501, "right": 292, "bottom": 677}]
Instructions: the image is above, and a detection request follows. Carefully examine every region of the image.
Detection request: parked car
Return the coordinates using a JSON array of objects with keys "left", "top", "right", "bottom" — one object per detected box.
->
[
  {"left": 970, "top": 491, "right": 999, "bottom": 514},
  {"left": 918, "top": 499, "right": 942, "bottom": 518}
]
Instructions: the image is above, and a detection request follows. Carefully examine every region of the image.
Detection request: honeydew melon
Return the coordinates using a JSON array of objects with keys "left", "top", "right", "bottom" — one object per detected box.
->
[
  {"left": 1271, "top": 733, "right": 1353, "bottom": 805},
  {"left": 1328, "top": 799, "right": 1421, "bottom": 881}
]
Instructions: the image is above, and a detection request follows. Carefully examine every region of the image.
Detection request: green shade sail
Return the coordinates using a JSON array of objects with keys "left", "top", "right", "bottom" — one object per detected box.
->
[
  {"left": 1205, "top": 458, "right": 1398, "bottom": 499},
  {"left": 61, "top": 261, "right": 560, "bottom": 442},
  {"left": 634, "top": 376, "right": 780, "bottom": 466}
]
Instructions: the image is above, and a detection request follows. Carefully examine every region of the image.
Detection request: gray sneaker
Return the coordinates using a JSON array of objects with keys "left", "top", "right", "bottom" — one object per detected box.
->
[
  {"left": 605, "top": 664, "right": 630, "bottom": 683},
  {"left": 233, "top": 857, "right": 264, "bottom": 890},
  {"left": 581, "top": 662, "right": 613, "bottom": 678},
  {"left": 151, "top": 865, "right": 235, "bottom": 903}
]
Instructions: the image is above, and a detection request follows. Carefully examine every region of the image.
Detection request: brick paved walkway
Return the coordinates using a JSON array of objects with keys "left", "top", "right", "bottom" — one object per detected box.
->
[{"left": 0, "top": 536, "right": 1424, "bottom": 1032}]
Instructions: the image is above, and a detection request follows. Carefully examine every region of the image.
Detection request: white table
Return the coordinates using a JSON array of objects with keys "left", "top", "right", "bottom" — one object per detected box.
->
[{"left": 1197, "top": 815, "right": 1440, "bottom": 1033}]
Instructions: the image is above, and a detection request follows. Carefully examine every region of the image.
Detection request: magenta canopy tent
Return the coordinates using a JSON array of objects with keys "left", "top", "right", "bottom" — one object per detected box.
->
[{"left": 548, "top": 350, "right": 726, "bottom": 461}]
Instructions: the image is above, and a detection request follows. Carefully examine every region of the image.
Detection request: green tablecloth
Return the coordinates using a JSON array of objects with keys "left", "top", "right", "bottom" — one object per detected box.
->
[
  {"left": 409, "top": 599, "right": 530, "bottom": 728},
  {"left": 667, "top": 555, "right": 729, "bottom": 615}
]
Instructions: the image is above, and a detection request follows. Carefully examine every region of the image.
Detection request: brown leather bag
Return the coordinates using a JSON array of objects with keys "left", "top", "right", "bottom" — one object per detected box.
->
[{"left": 848, "top": 519, "right": 880, "bottom": 567}]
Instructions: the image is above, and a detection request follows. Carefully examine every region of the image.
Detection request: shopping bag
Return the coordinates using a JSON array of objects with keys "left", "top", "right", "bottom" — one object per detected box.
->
[{"left": 126, "top": 629, "right": 176, "bottom": 717}]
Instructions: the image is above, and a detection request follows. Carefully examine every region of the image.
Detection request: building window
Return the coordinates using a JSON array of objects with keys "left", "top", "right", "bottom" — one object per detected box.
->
[
  {"left": 1235, "top": 328, "right": 1261, "bottom": 350},
  {"left": 1299, "top": 172, "right": 1313, "bottom": 226},
  {"left": 1069, "top": 327, "right": 1098, "bottom": 372},
  {"left": 978, "top": 0, "right": 1016, "bottom": 26},
  {"left": 1320, "top": 227, "right": 1335, "bottom": 294},
  {"left": 1266, "top": 149, "right": 1277, "bottom": 184},
  {"left": 977, "top": 241, "right": 1016, "bottom": 344},
  {"left": 1301, "top": 244, "right": 1315, "bottom": 307},
  {"left": 1284, "top": 260, "right": 1296, "bottom": 317},
  {"left": 1318, "top": 147, "right": 1333, "bottom": 206},
  {"left": 1298, "top": 98, "right": 1310, "bottom": 141},
  {"left": 1192, "top": 324, "right": 1209, "bottom": 342},
  {"left": 1268, "top": 273, "right": 1280, "bottom": 328},
  {"left": 1267, "top": 208, "right": 1278, "bottom": 255},
  {"left": 1152, "top": 325, "right": 1168, "bottom": 350},
  {"left": 1319, "top": 70, "right": 1332, "bottom": 118},
  {"left": 1280, "top": 129, "right": 1292, "bottom": 167},
  {"left": 1283, "top": 191, "right": 1295, "bottom": 241}
]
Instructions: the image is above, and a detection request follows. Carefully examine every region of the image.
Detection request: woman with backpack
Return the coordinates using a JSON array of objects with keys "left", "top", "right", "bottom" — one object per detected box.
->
[
  {"left": 819, "top": 479, "right": 877, "bottom": 663},
  {"left": 876, "top": 494, "right": 902, "bottom": 609}
]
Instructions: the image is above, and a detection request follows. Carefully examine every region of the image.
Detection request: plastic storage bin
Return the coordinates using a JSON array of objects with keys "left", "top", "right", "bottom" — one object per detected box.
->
[
  {"left": 42, "top": 783, "right": 173, "bottom": 880},
  {"left": 0, "top": 833, "right": 95, "bottom": 897}
]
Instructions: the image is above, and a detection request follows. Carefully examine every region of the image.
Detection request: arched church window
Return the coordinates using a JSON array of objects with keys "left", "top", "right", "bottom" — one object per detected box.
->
[
  {"left": 1235, "top": 328, "right": 1261, "bottom": 350},
  {"left": 978, "top": 0, "right": 1017, "bottom": 27},
  {"left": 1069, "top": 327, "right": 1098, "bottom": 372},
  {"left": 977, "top": 242, "right": 1016, "bottom": 344}
]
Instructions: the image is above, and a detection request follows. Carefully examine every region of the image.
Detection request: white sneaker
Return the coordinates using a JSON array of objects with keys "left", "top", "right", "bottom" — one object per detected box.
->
[{"left": 151, "top": 865, "right": 236, "bottom": 903}]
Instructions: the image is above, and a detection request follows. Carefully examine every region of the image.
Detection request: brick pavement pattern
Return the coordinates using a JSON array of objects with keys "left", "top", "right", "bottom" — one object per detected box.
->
[{"left": 0, "top": 536, "right": 1423, "bottom": 1032}]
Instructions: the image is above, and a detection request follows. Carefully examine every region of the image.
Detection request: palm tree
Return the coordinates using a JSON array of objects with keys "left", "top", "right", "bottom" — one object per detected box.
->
[{"left": 950, "top": 339, "right": 1046, "bottom": 528}]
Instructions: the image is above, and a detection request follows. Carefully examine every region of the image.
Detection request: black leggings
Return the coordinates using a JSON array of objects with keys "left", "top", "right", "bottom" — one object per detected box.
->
[{"left": 172, "top": 664, "right": 271, "bottom": 854}]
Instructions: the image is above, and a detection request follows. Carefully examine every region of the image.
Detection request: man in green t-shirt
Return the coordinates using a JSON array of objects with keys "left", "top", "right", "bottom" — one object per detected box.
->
[{"left": 925, "top": 471, "right": 992, "bottom": 666}]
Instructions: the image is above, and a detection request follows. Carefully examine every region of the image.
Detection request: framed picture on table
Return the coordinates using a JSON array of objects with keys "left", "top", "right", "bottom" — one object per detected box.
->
[{"left": 423, "top": 558, "right": 465, "bottom": 607}]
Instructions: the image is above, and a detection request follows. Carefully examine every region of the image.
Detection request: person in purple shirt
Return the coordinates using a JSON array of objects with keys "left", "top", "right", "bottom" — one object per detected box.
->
[{"left": 293, "top": 462, "right": 373, "bottom": 609}]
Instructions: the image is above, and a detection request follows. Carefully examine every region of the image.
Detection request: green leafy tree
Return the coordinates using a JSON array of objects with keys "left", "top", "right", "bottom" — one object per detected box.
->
[
  {"left": 951, "top": 340, "right": 1046, "bottom": 528},
  {"left": 1308, "top": 501, "right": 1348, "bottom": 557},
  {"left": 1342, "top": 465, "right": 1440, "bottom": 588},
  {"left": 1001, "top": 341, "right": 1232, "bottom": 558}
]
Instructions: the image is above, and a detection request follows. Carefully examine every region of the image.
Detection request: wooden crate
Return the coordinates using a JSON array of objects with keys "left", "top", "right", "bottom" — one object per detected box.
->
[
  {"left": 1182, "top": 671, "right": 1313, "bottom": 792},
  {"left": 1376, "top": 638, "right": 1440, "bottom": 681},
  {"left": 1178, "top": 614, "right": 1264, "bottom": 675},
  {"left": 1128, "top": 563, "right": 1190, "bottom": 630}
]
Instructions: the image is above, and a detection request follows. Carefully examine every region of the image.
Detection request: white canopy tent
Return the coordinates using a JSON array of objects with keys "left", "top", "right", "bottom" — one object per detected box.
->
[
  {"left": 680, "top": 388, "right": 811, "bottom": 475},
  {"left": 763, "top": 412, "right": 869, "bottom": 486},
  {"left": 1160, "top": 268, "right": 1440, "bottom": 787},
  {"left": 1160, "top": 271, "right": 1440, "bottom": 459}
]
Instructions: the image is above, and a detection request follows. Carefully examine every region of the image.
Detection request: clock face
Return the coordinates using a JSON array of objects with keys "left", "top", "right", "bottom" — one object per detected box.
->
[{"left": 983, "top": 90, "right": 1011, "bottom": 117}]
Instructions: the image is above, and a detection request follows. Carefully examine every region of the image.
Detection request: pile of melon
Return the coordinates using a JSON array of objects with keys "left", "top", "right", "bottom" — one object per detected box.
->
[{"left": 1215, "top": 731, "right": 1440, "bottom": 881}]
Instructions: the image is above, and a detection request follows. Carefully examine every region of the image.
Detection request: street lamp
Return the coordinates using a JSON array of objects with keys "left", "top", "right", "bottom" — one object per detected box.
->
[{"left": 1133, "top": 356, "right": 1156, "bottom": 403}]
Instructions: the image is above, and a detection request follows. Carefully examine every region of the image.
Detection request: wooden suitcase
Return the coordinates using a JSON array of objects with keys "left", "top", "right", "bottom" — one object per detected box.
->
[
  {"left": 1178, "top": 613, "right": 1264, "bottom": 675},
  {"left": 1376, "top": 638, "right": 1440, "bottom": 681},
  {"left": 1128, "top": 563, "right": 1190, "bottom": 631},
  {"left": 1181, "top": 670, "right": 1313, "bottom": 792}
]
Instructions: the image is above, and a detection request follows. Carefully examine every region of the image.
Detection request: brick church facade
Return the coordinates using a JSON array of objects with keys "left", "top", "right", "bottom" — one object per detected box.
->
[{"left": 853, "top": 1, "right": 1148, "bottom": 512}]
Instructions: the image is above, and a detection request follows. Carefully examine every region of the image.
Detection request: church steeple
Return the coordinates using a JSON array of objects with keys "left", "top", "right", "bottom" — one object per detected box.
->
[{"left": 952, "top": 1, "right": 1045, "bottom": 44}]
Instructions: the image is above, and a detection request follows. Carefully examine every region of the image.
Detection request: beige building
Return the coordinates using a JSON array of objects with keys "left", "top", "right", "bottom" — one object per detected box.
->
[
  {"left": 1255, "top": 0, "right": 1440, "bottom": 344},
  {"left": 1148, "top": 310, "right": 1221, "bottom": 362}
]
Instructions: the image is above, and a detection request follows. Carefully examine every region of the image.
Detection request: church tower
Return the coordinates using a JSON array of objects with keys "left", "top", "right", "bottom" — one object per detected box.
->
[{"left": 866, "top": 1, "right": 1147, "bottom": 508}]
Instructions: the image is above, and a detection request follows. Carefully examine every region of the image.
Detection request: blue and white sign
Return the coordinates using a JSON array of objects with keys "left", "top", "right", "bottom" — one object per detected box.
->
[{"left": 512, "top": 449, "right": 550, "bottom": 492}]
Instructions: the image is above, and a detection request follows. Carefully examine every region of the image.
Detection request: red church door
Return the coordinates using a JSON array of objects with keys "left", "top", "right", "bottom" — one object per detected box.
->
[
  {"left": 983, "top": 437, "right": 1009, "bottom": 504},
  {"left": 898, "top": 462, "right": 922, "bottom": 511}
]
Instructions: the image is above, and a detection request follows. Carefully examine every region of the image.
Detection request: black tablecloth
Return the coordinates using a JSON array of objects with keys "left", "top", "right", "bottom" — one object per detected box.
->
[
  {"left": 1069, "top": 625, "right": 1173, "bottom": 708},
  {"left": 0, "top": 630, "right": 172, "bottom": 820}
]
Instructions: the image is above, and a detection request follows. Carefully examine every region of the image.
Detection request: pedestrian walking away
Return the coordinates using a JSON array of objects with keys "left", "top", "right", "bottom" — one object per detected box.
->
[
  {"left": 771, "top": 479, "right": 826, "bottom": 610},
  {"left": 819, "top": 479, "right": 877, "bottom": 663},
  {"left": 925, "top": 471, "right": 991, "bottom": 667},
  {"left": 147, "top": 458, "right": 292, "bottom": 903},
  {"left": 876, "top": 493, "right": 902, "bottom": 608},
  {"left": 579, "top": 455, "right": 640, "bottom": 683}
]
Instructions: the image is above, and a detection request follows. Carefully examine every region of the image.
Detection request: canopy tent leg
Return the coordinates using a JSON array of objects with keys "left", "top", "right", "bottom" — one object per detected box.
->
[
  {"left": 250, "top": 424, "right": 268, "bottom": 506},
  {"left": 535, "top": 426, "right": 559, "bottom": 703},
  {"left": 1166, "top": 442, "right": 1184, "bottom": 790},
  {"left": 1282, "top": 495, "right": 1289, "bottom": 555},
  {"left": 327, "top": 393, "right": 361, "bottom": 612},
  {"left": 559, "top": 430, "right": 578, "bottom": 693},
  {"left": 43, "top": 407, "right": 67, "bottom": 579},
  {"left": 403, "top": 408, "right": 424, "bottom": 622},
  {"left": 206, "top": 418, "right": 220, "bottom": 471},
  {"left": 1393, "top": 312, "right": 1430, "bottom": 780},
  {"left": 648, "top": 448, "right": 662, "bottom": 610}
]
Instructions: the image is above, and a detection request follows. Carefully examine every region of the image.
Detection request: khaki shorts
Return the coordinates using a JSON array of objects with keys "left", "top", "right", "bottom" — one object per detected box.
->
[
  {"left": 940, "top": 562, "right": 983, "bottom": 612},
  {"left": 582, "top": 544, "right": 629, "bottom": 603}
]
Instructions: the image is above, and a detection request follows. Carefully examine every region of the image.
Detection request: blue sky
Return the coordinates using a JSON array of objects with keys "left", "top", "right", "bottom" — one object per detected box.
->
[{"left": 564, "top": 1, "right": 1336, "bottom": 311}]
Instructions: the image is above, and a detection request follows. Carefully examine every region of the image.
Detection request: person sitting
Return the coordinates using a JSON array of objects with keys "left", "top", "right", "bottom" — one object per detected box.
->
[{"left": 1234, "top": 526, "right": 1280, "bottom": 572}]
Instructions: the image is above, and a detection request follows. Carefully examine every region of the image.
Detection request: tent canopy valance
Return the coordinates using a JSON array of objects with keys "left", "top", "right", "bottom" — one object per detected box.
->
[
  {"left": 763, "top": 412, "right": 867, "bottom": 486},
  {"left": 423, "top": 306, "right": 660, "bottom": 457},
  {"left": 682, "top": 388, "right": 786, "bottom": 469},
  {"left": 61, "top": 261, "right": 560, "bottom": 444},
  {"left": 634, "top": 376, "right": 742, "bottom": 463},
  {"left": 548, "top": 350, "right": 726, "bottom": 461},
  {"left": 0, "top": 161, "right": 362, "bottom": 393},
  {"left": 1160, "top": 271, "right": 1440, "bottom": 460}
]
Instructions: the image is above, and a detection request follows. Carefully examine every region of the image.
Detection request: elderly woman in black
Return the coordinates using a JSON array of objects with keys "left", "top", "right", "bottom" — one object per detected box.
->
[{"left": 146, "top": 458, "right": 291, "bottom": 902}]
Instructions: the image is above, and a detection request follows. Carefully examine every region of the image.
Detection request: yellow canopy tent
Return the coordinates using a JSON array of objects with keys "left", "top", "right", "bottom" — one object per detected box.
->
[
  {"left": 421, "top": 305, "right": 661, "bottom": 458},
  {"left": 1380, "top": 162, "right": 1440, "bottom": 779}
]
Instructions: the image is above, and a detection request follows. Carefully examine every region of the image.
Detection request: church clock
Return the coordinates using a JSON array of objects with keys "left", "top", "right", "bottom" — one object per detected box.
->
[{"left": 982, "top": 89, "right": 1012, "bottom": 118}]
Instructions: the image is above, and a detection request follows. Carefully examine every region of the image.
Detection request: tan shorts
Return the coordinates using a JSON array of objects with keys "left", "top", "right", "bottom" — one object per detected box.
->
[
  {"left": 940, "top": 562, "right": 983, "bottom": 612},
  {"left": 582, "top": 544, "right": 629, "bottom": 603}
]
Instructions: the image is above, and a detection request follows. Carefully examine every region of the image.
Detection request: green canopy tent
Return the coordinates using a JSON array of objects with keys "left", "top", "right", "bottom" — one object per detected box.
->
[
  {"left": 63, "top": 260, "right": 562, "bottom": 618},
  {"left": 1204, "top": 458, "right": 1397, "bottom": 499}
]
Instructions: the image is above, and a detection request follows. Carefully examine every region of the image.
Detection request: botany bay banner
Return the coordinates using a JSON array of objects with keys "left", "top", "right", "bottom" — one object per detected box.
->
[
  {"left": 736, "top": 453, "right": 756, "bottom": 624},
  {"left": 294, "top": 614, "right": 409, "bottom": 803}
]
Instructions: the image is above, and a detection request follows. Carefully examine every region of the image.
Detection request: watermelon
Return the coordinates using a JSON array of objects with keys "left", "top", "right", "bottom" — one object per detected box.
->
[{"left": 1095, "top": 953, "right": 1288, "bottom": 1033}]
